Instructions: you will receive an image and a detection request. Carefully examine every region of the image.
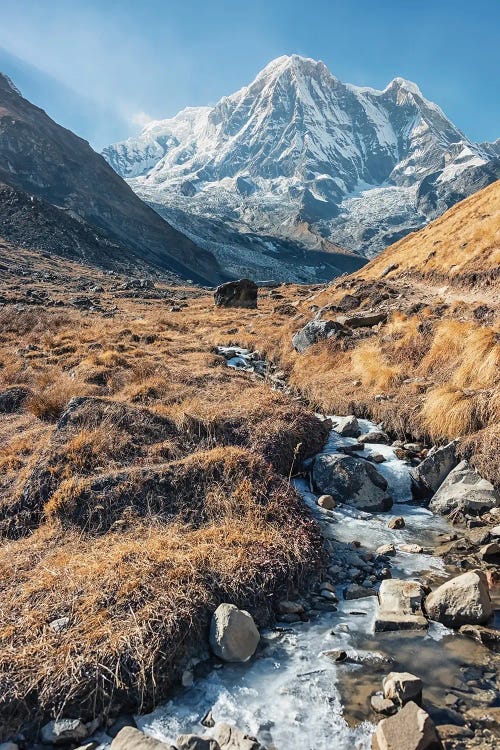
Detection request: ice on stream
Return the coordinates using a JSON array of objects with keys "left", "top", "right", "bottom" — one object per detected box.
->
[{"left": 127, "top": 417, "right": 451, "bottom": 750}]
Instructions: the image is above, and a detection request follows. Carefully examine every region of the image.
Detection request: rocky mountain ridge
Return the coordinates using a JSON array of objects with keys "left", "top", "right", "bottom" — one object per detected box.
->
[
  {"left": 0, "top": 72, "right": 225, "bottom": 285},
  {"left": 104, "top": 55, "right": 499, "bottom": 279}
]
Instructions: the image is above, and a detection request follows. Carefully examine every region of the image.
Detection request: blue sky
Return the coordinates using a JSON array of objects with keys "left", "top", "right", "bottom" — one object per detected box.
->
[{"left": 0, "top": 0, "right": 498, "bottom": 149}]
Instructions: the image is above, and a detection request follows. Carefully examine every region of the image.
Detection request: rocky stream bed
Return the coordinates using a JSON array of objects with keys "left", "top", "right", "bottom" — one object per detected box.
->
[{"left": 29, "top": 347, "right": 499, "bottom": 750}]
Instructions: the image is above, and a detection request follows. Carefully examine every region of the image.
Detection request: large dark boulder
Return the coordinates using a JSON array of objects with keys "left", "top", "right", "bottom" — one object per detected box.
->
[
  {"left": 429, "top": 460, "right": 499, "bottom": 517},
  {"left": 312, "top": 453, "right": 393, "bottom": 512},
  {"left": 214, "top": 279, "right": 258, "bottom": 309},
  {"left": 410, "top": 440, "right": 459, "bottom": 498},
  {"left": 292, "top": 319, "right": 349, "bottom": 353}
]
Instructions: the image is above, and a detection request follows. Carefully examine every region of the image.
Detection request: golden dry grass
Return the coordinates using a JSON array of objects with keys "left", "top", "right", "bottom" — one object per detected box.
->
[
  {"left": 0, "top": 182, "right": 498, "bottom": 735},
  {"left": 360, "top": 179, "right": 500, "bottom": 281}
]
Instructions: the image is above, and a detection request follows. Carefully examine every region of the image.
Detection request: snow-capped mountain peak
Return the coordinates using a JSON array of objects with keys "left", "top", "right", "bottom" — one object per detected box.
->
[{"left": 102, "top": 56, "right": 498, "bottom": 280}]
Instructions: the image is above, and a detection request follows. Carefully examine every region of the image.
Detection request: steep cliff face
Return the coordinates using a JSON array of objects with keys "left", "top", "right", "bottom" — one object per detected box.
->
[
  {"left": 0, "top": 73, "right": 224, "bottom": 284},
  {"left": 104, "top": 55, "right": 498, "bottom": 271}
]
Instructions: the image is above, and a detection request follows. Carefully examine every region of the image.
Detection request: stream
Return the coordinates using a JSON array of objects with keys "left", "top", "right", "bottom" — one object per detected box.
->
[{"left": 123, "top": 415, "right": 469, "bottom": 750}]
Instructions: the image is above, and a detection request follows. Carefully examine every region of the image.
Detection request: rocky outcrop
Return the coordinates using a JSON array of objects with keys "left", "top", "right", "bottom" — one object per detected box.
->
[
  {"left": 313, "top": 453, "right": 393, "bottom": 512},
  {"left": 425, "top": 570, "right": 493, "bottom": 628},
  {"left": 0, "top": 386, "right": 32, "bottom": 413},
  {"left": 292, "top": 320, "right": 349, "bottom": 353},
  {"left": 209, "top": 604, "right": 260, "bottom": 662},
  {"left": 429, "top": 460, "right": 499, "bottom": 517},
  {"left": 214, "top": 279, "right": 258, "bottom": 309},
  {"left": 371, "top": 701, "right": 443, "bottom": 750},
  {"left": 0, "top": 74, "right": 222, "bottom": 284},
  {"left": 410, "top": 440, "right": 459, "bottom": 496}
]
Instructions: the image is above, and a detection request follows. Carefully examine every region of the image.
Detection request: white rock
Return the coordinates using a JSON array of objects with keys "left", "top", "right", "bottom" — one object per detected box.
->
[
  {"left": 425, "top": 569, "right": 493, "bottom": 628},
  {"left": 41, "top": 719, "right": 88, "bottom": 745},
  {"left": 209, "top": 604, "right": 259, "bottom": 662}
]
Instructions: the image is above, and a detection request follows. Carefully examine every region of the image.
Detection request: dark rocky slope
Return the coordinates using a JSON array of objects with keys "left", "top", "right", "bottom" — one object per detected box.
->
[{"left": 0, "top": 73, "right": 224, "bottom": 285}]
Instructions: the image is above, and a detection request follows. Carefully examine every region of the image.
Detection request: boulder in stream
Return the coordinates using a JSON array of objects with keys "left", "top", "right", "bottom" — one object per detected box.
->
[
  {"left": 214, "top": 723, "right": 263, "bottom": 750},
  {"left": 429, "top": 460, "right": 499, "bottom": 517},
  {"left": 331, "top": 415, "right": 361, "bottom": 438},
  {"left": 425, "top": 569, "right": 493, "bottom": 628},
  {"left": 313, "top": 453, "right": 393, "bottom": 512},
  {"left": 371, "top": 701, "right": 443, "bottom": 750},
  {"left": 176, "top": 735, "right": 220, "bottom": 750},
  {"left": 111, "top": 727, "right": 171, "bottom": 750},
  {"left": 375, "top": 579, "right": 428, "bottom": 632},
  {"left": 209, "top": 604, "right": 260, "bottom": 662},
  {"left": 410, "top": 440, "right": 459, "bottom": 497},
  {"left": 383, "top": 671, "right": 423, "bottom": 706}
]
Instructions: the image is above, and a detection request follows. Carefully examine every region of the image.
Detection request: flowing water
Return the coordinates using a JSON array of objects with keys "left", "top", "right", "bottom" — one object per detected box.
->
[{"left": 114, "top": 415, "right": 472, "bottom": 750}]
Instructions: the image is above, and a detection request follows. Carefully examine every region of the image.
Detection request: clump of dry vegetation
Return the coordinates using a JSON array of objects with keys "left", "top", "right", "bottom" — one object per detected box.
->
[{"left": 0, "top": 251, "right": 327, "bottom": 736}]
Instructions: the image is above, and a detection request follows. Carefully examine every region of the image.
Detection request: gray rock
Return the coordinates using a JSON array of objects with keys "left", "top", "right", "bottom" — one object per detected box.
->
[
  {"left": 176, "top": 735, "right": 220, "bottom": 750},
  {"left": 479, "top": 541, "right": 500, "bottom": 560},
  {"left": 107, "top": 715, "right": 137, "bottom": 739},
  {"left": 378, "top": 579, "right": 425, "bottom": 615},
  {"left": 317, "top": 494, "right": 336, "bottom": 509},
  {"left": 0, "top": 743, "right": 19, "bottom": 750},
  {"left": 388, "top": 516, "right": 405, "bottom": 529},
  {"left": 383, "top": 671, "right": 423, "bottom": 706},
  {"left": 41, "top": 719, "right": 88, "bottom": 745},
  {"left": 292, "top": 319, "right": 349, "bottom": 353},
  {"left": 209, "top": 604, "right": 259, "bottom": 662},
  {"left": 429, "top": 460, "right": 499, "bottom": 517},
  {"left": 201, "top": 710, "right": 215, "bottom": 728},
  {"left": 399, "top": 543, "right": 424, "bottom": 554},
  {"left": 214, "top": 279, "right": 257, "bottom": 309},
  {"left": 324, "top": 649, "right": 348, "bottom": 662},
  {"left": 376, "top": 544, "right": 396, "bottom": 556},
  {"left": 313, "top": 453, "right": 393, "bottom": 512},
  {"left": 374, "top": 613, "right": 428, "bottom": 632},
  {"left": 214, "top": 723, "right": 262, "bottom": 750},
  {"left": 425, "top": 569, "right": 493, "bottom": 628},
  {"left": 371, "top": 694, "right": 397, "bottom": 716},
  {"left": 359, "top": 431, "right": 390, "bottom": 445},
  {"left": 343, "top": 584, "right": 377, "bottom": 600},
  {"left": 372, "top": 701, "right": 442, "bottom": 750},
  {"left": 111, "top": 727, "right": 171, "bottom": 750},
  {"left": 0, "top": 386, "right": 32, "bottom": 413},
  {"left": 375, "top": 579, "right": 428, "bottom": 632},
  {"left": 277, "top": 600, "right": 304, "bottom": 615},
  {"left": 459, "top": 623, "right": 500, "bottom": 646},
  {"left": 332, "top": 415, "right": 361, "bottom": 437},
  {"left": 48, "top": 616, "right": 70, "bottom": 633},
  {"left": 339, "top": 312, "right": 387, "bottom": 328},
  {"left": 410, "top": 440, "right": 459, "bottom": 495}
]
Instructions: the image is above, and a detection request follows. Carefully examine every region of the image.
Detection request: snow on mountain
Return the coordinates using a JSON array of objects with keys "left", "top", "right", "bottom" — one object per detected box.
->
[{"left": 103, "top": 55, "right": 499, "bottom": 277}]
